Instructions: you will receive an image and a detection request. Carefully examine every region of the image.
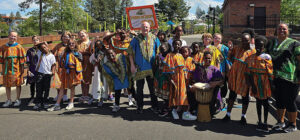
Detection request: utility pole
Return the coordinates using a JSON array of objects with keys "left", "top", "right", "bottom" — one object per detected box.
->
[
  {"left": 209, "top": 7, "right": 216, "bottom": 34},
  {"left": 39, "top": 0, "right": 42, "bottom": 36}
]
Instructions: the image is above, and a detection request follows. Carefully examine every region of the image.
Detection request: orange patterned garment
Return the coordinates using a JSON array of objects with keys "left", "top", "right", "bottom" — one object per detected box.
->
[
  {"left": 184, "top": 57, "right": 196, "bottom": 86},
  {"left": 163, "top": 53, "right": 188, "bottom": 106},
  {"left": 77, "top": 40, "right": 93, "bottom": 84},
  {"left": 0, "top": 43, "right": 26, "bottom": 87},
  {"left": 60, "top": 52, "right": 83, "bottom": 89},
  {"left": 227, "top": 46, "right": 256, "bottom": 96},
  {"left": 193, "top": 52, "right": 203, "bottom": 65},
  {"left": 107, "top": 38, "right": 131, "bottom": 55},
  {"left": 245, "top": 55, "right": 273, "bottom": 99},
  {"left": 52, "top": 43, "right": 67, "bottom": 79}
]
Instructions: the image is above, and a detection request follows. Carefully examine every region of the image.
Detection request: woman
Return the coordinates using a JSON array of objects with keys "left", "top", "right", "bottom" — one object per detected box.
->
[
  {"left": 270, "top": 23, "right": 300, "bottom": 133},
  {"left": 191, "top": 51, "right": 224, "bottom": 116},
  {"left": 52, "top": 31, "right": 72, "bottom": 102},
  {"left": 222, "top": 33, "right": 256, "bottom": 125},
  {"left": 213, "top": 33, "right": 232, "bottom": 102},
  {"left": 48, "top": 39, "right": 83, "bottom": 111},
  {"left": 77, "top": 30, "right": 93, "bottom": 102}
]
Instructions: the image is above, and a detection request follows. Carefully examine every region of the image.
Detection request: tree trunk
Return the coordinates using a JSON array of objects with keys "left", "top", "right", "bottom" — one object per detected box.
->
[{"left": 39, "top": 0, "right": 43, "bottom": 36}]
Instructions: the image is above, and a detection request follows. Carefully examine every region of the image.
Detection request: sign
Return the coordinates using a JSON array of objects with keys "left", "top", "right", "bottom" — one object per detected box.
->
[{"left": 126, "top": 5, "right": 158, "bottom": 30}]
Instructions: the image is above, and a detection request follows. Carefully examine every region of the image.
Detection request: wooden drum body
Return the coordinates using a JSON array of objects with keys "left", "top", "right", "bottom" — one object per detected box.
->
[{"left": 193, "top": 83, "right": 214, "bottom": 122}]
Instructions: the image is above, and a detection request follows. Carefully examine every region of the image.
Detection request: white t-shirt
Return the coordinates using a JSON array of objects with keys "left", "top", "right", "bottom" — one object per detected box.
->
[
  {"left": 36, "top": 50, "right": 56, "bottom": 74},
  {"left": 168, "top": 38, "right": 187, "bottom": 51}
]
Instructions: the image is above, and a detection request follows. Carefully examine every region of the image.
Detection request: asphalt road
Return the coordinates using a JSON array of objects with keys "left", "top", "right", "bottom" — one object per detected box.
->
[{"left": 0, "top": 35, "right": 299, "bottom": 140}]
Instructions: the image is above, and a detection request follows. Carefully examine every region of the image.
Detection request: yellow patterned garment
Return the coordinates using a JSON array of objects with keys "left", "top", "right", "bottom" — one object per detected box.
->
[
  {"left": 207, "top": 45, "right": 222, "bottom": 68},
  {"left": 0, "top": 43, "right": 26, "bottom": 87}
]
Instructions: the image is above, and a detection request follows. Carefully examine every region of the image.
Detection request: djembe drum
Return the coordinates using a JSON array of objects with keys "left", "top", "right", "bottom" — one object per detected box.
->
[{"left": 193, "top": 82, "right": 214, "bottom": 122}]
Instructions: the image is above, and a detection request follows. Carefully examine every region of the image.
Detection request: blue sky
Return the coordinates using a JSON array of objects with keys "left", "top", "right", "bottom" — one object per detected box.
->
[{"left": 0, "top": 0, "right": 224, "bottom": 19}]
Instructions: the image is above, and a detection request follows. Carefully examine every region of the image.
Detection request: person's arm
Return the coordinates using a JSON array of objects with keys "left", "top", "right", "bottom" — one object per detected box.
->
[{"left": 51, "top": 64, "right": 56, "bottom": 75}]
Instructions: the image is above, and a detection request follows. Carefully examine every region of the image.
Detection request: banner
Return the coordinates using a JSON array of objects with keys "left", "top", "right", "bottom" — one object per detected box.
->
[{"left": 126, "top": 5, "right": 158, "bottom": 30}]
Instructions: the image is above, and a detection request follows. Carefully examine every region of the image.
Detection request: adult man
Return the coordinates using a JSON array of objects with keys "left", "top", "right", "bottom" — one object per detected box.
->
[
  {"left": 0, "top": 31, "right": 26, "bottom": 107},
  {"left": 128, "top": 21, "right": 160, "bottom": 114}
]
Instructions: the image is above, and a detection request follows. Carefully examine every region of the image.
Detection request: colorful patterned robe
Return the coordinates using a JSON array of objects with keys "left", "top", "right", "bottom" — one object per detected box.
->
[
  {"left": 245, "top": 54, "right": 273, "bottom": 99},
  {"left": 163, "top": 53, "right": 188, "bottom": 106},
  {"left": 127, "top": 33, "right": 160, "bottom": 81},
  {"left": 52, "top": 43, "right": 67, "bottom": 85},
  {"left": 227, "top": 46, "right": 256, "bottom": 96},
  {"left": 192, "top": 52, "right": 203, "bottom": 65},
  {"left": 0, "top": 43, "right": 26, "bottom": 87},
  {"left": 60, "top": 51, "right": 83, "bottom": 89},
  {"left": 77, "top": 40, "right": 93, "bottom": 84},
  {"left": 183, "top": 56, "right": 196, "bottom": 86},
  {"left": 207, "top": 45, "right": 223, "bottom": 69},
  {"left": 154, "top": 54, "right": 170, "bottom": 99}
]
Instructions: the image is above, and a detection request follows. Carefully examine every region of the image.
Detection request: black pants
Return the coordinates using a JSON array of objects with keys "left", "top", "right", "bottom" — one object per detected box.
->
[
  {"left": 274, "top": 78, "right": 299, "bottom": 112},
  {"left": 114, "top": 90, "right": 122, "bottom": 106},
  {"left": 30, "top": 83, "right": 36, "bottom": 98},
  {"left": 221, "top": 77, "right": 228, "bottom": 98},
  {"left": 186, "top": 87, "right": 197, "bottom": 112},
  {"left": 36, "top": 72, "right": 52, "bottom": 105},
  {"left": 136, "top": 76, "right": 158, "bottom": 109},
  {"left": 228, "top": 90, "right": 250, "bottom": 107}
]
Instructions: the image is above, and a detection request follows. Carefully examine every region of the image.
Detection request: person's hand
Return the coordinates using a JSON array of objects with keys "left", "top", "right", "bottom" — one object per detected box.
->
[
  {"left": 131, "top": 65, "right": 136, "bottom": 74},
  {"left": 171, "top": 79, "right": 176, "bottom": 89},
  {"left": 28, "top": 71, "right": 34, "bottom": 77}
]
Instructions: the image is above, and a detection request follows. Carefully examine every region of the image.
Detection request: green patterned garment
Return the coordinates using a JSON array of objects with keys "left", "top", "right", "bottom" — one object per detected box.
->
[{"left": 269, "top": 38, "right": 300, "bottom": 83}]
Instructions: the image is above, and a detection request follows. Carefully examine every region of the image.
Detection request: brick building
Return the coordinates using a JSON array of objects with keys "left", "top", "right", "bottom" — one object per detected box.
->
[{"left": 222, "top": 0, "right": 281, "bottom": 38}]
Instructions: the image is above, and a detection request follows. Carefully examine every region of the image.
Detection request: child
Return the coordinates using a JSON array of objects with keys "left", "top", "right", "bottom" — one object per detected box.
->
[
  {"left": 0, "top": 31, "right": 26, "bottom": 107},
  {"left": 89, "top": 40, "right": 109, "bottom": 107},
  {"left": 180, "top": 46, "right": 197, "bottom": 114},
  {"left": 245, "top": 36, "right": 273, "bottom": 132},
  {"left": 153, "top": 42, "right": 171, "bottom": 117},
  {"left": 48, "top": 39, "right": 83, "bottom": 111},
  {"left": 102, "top": 49, "right": 131, "bottom": 112},
  {"left": 191, "top": 42, "right": 204, "bottom": 65},
  {"left": 26, "top": 35, "right": 40, "bottom": 105},
  {"left": 163, "top": 39, "right": 196, "bottom": 120},
  {"left": 33, "top": 42, "right": 56, "bottom": 109}
]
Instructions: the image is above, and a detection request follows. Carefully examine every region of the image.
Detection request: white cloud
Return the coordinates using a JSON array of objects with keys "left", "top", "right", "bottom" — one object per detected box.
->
[
  {"left": 0, "top": 0, "right": 38, "bottom": 17},
  {"left": 133, "top": 0, "right": 159, "bottom": 6},
  {"left": 185, "top": 13, "right": 197, "bottom": 20}
]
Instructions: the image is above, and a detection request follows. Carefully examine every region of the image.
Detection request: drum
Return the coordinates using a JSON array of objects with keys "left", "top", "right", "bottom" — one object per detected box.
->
[{"left": 193, "top": 82, "right": 214, "bottom": 122}]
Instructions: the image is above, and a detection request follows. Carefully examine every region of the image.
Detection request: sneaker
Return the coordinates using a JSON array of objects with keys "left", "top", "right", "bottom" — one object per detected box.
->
[
  {"left": 182, "top": 111, "right": 197, "bottom": 121},
  {"left": 149, "top": 107, "right": 159, "bottom": 114},
  {"left": 283, "top": 123, "right": 297, "bottom": 133},
  {"left": 256, "top": 122, "right": 263, "bottom": 131},
  {"left": 47, "top": 105, "right": 61, "bottom": 111},
  {"left": 136, "top": 108, "right": 143, "bottom": 114},
  {"left": 172, "top": 109, "right": 179, "bottom": 120},
  {"left": 28, "top": 98, "right": 35, "bottom": 105},
  {"left": 98, "top": 99, "right": 104, "bottom": 107},
  {"left": 2, "top": 100, "right": 12, "bottom": 107},
  {"left": 109, "top": 94, "right": 114, "bottom": 101},
  {"left": 272, "top": 122, "right": 286, "bottom": 131},
  {"left": 240, "top": 116, "right": 247, "bottom": 126},
  {"left": 128, "top": 95, "right": 135, "bottom": 107},
  {"left": 53, "top": 96, "right": 58, "bottom": 102},
  {"left": 65, "top": 103, "right": 74, "bottom": 110},
  {"left": 33, "top": 103, "right": 42, "bottom": 110},
  {"left": 112, "top": 105, "right": 120, "bottom": 112},
  {"left": 63, "top": 95, "right": 69, "bottom": 102},
  {"left": 13, "top": 100, "right": 21, "bottom": 107},
  {"left": 158, "top": 110, "right": 169, "bottom": 117},
  {"left": 262, "top": 123, "right": 269, "bottom": 133},
  {"left": 222, "top": 115, "right": 231, "bottom": 122},
  {"left": 43, "top": 103, "right": 50, "bottom": 109},
  {"left": 83, "top": 96, "right": 90, "bottom": 101}
]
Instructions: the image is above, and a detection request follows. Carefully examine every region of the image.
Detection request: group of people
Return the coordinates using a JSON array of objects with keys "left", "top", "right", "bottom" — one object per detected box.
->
[{"left": 0, "top": 22, "right": 299, "bottom": 133}]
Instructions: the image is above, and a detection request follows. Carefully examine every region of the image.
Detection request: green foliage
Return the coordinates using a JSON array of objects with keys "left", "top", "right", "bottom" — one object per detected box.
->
[
  {"left": 281, "top": 0, "right": 300, "bottom": 25},
  {"left": 0, "top": 23, "right": 9, "bottom": 37},
  {"left": 16, "top": 11, "right": 22, "bottom": 18},
  {"left": 195, "top": 6, "right": 205, "bottom": 19},
  {"left": 155, "top": 0, "right": 191, "bottom": 21},
  {"left": 157, "top": 13, "right": 169, "bottom": 32}
]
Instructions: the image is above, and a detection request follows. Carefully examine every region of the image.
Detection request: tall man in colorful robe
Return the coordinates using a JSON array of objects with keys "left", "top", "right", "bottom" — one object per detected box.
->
[{"left": 128, "top": 21, "right": 160, "bottom": 114}]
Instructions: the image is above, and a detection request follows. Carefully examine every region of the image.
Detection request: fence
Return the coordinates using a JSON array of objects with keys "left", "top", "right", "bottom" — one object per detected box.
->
[{"left": 0, "top": 32, "right": 106, "bottom": 86}]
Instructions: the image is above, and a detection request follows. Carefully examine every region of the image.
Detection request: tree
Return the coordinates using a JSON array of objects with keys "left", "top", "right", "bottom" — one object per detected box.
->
[
  {"left": 280, "top": 0, "right": 300, "bottom": 25},
  {"left": 155, "top": 0, "right": 191, "bottom": 21},
  {"left": 0, "top": 23, "right": 9, "bottom": 37},
  {"left": 195, "top": 6, "right": 205, "bottom": 19},
  {"left": 16, "top": 11, "right": 22, "bottom": 18}
]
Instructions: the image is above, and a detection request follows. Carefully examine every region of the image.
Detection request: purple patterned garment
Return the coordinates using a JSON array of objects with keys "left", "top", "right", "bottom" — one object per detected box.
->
[
  {"left": 193, "top": 65, "right": 222, "bottom": 83},
  {"left": 26, "top": 46, "right": 39, "bottom": 84}
]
